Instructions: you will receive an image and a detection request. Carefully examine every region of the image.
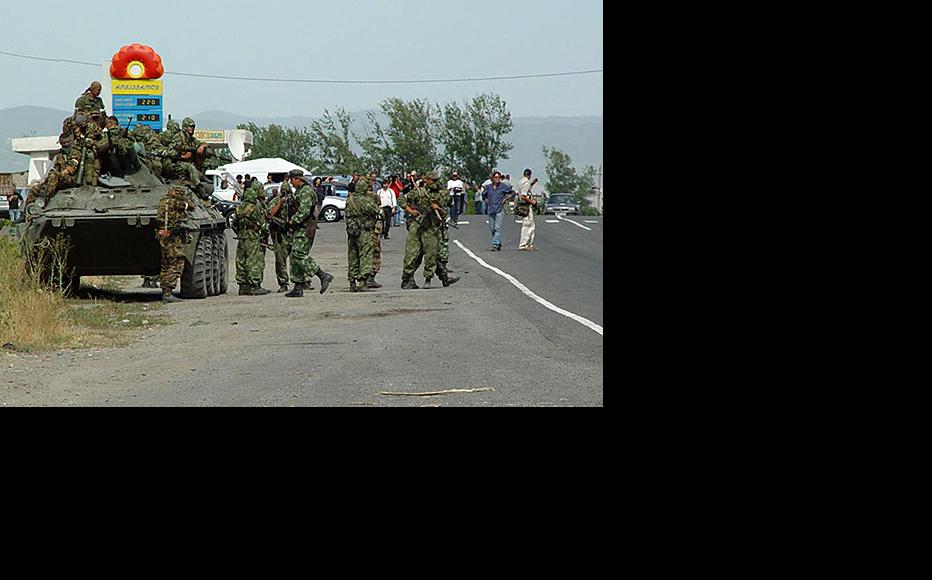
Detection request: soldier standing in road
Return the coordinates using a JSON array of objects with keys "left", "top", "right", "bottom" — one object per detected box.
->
[
  {"left": 156, "top": 186, "right": 192, "bottom": 303},
  {"left": 284, "top": 169, "right": 334, "bottom": 298},
  {"left": 268, "top": 178, "right": 296, "bottom": 293},
  {"left": 234, "top": 181, "right": 271, "bottom": 296},
  {"left": 366, "top": 179, "right": 384, "bottom": 289},
  {"left": 345, "top": 176, "right": 383, "bottom": 292},
  {"left": 404, "top": 172, "right": 460, "bottom": 289},
  {"left": 399, "top": 171, "right": 444, "bottom": 289}
]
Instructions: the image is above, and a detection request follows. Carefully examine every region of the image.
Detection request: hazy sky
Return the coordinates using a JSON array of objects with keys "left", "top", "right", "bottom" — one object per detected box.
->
[{"left": 2, "top": 0, "right": 603, "bottom": 119}]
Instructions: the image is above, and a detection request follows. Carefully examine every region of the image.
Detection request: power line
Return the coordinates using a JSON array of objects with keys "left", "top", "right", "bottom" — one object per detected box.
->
[{"left": 1, "top": 49, "right": 602, "bottom": 85}]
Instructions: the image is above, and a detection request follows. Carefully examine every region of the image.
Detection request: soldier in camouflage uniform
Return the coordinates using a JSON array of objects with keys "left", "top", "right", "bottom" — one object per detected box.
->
[
  {"left": 234, "top": 181, "right": 271, "bottom": 295},
  {"left": 365, "top": 179, "right": 384, "bottom": 288},
  {"left": 268, "top": 179, "right": 296, "bottom": 292},
  {"left": 284, "top": 168, "right": 334, "bottom": 298},
  {"left": 101, "top": 116, "right": 140, "bottom": 177},
  {"left": 167, "top": 117, "right": 206, "bottom": 186},
  {"left": 156, "top": 186, "right": 193, "bottom": 303},
  {"left": 399, "top": 171, "right": 459, "bottom": 289},
  {"left": 132, "top": 124, "right": 167, "bottom": 179},
  {"left": 58, "top": 116, "right": 75, "bottom": 155},
  {"left": 345, "top": 177, "right": 383, "bottom": 292},
  {"left": 73, "top": 81, "right": 106, "bottom": 117},
  {"left": 39, "top": 122, "right": 98, "bottom": 195},
  {"left": 161, "top": 118, "right": 180, "bottom": 146},
  {"left": 405, "top": 174, "right": 460, "bottom": 288}
]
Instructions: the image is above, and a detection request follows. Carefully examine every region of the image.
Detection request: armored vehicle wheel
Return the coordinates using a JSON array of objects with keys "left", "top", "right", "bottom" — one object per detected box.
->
[
  {"left": 202, "top": 234, "right": 216, "bottom": 296},
  {"left": 218, "top": 233, "right": 229, "bottom": 295},
  {"left": 180, "top": 234, "right": 209, "bottom": 299}
]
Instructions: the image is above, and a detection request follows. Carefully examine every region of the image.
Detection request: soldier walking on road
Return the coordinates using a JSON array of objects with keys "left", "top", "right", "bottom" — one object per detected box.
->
[
  {"left": 345, "top": 177, "right": 383, "bottom": 292},
  {"left": 399, "top": 171, "right": 449, "bottom": 289},
  {"left": 235, "top": 181, "right": 271, "bottom": 295},
  {"left": 268, "top": 178, "right": 296, "bottom": 292},
  {"left": 156, "top": 186, "right": 193, "bottom": 303},
  {"left": 284, "top": 169, "right": 334, "bottom": 298},
  {"left": 366, "top": 179, "right": 384, "bottom": 288}
]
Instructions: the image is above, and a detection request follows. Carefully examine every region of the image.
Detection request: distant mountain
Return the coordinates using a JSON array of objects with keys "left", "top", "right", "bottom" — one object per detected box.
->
[
  {"left": 1, "top": 106, "right": 602, "bottom": 178},
  {"left": 0, "top": 106, "right": 71, "bottom": 172}
]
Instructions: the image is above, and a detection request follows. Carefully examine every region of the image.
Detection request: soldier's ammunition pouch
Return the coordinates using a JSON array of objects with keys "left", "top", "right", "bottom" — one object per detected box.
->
[{"left": 305, "top": 217, "right": 318, "bottom": 239}]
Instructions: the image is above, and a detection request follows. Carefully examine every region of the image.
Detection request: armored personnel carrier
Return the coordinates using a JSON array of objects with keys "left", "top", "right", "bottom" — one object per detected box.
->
[{"left": 22, "top": 163, "right": 229, "bottom": 298}]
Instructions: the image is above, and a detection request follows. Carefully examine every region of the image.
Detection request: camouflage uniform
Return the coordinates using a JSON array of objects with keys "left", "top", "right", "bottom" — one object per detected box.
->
[
  {"left": 366, "top": 186, "right": 383, "bottom": 280},
  {"left": 345, "top": 178, "right": 382, "bottom": 291},
  {"left": 157, "top": 186, "right": 192, "bottom": 297},
  {"left": 161, "top": 119, "right": 180, "bottom": 146},
  {"left": 405, "top": 181, "right": 458, "bottom": 287},
  {"left": 268, "top": 180, "right": 296, "bottom": 289},
  {"left": 400, "top": 180, "right": 442, "bottom": 286},
  {"left": 58, "top": 117, "right": 75, "bottom": 155},
  {"left": 167, "top": 118, "right": 204, "bottom": 186},
  {"left": 234, "top": 183, "right": 269, "bottom": 293},
  {"left": 284, "top": 170, "right": 333, "bottom": 297},
  {"left": 132, "top": 125, "right": 167, "bottom": 178},
  {"left": 74, "top": 83, "right": 106, "bottom": 117},
  {"left": 101, "top": 118, "right": 140, "bottom": 177}
]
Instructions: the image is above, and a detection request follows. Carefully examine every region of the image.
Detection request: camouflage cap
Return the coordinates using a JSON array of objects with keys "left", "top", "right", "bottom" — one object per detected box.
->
[
  {"left": 287, "top": 168, "right": 305, "bottom": 178},
  {"left": 182, "top": 117, "right": 196, "bottom": 129}
]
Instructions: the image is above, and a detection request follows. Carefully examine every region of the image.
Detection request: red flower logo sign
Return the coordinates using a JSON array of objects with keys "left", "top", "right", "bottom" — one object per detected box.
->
[{"left": 110, "top": 44, "right": 164, "bottom": 80}]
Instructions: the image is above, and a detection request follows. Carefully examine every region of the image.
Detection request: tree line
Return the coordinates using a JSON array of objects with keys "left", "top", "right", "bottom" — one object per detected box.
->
[{"left": 238, "top": 93, "right": 599, "bottom": 209}]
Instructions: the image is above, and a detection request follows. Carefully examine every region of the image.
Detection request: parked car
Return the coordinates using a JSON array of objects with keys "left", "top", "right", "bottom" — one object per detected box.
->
[
  {"left": 318, "top": 182, "right": 349, "bottom": 222},
  {"left": 210, "top": 194, "right": 240, "bottom": 229},
  {"left": 544, "top": 193, "right": 580, "bottom": 215}
]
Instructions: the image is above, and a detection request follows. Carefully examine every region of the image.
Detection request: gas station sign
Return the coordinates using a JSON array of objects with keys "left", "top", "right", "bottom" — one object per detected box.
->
[{"left": 109, "top": 44, "right": 165, "bottom": 132}]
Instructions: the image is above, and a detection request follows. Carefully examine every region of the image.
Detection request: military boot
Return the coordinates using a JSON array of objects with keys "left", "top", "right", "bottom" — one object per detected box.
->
[
  {"left": 238, "top": 284, "right": 252, "bottom": 296},
  {"left": 285, "top": 283, "right": 305, "bottom": 298},
  {"left": 162, "top": 291, "right": 182, "bottom": 303},
  {"left": 442, "top": 276, "right": 461, "bottom": 287},
  {"left": 317, "top": 270, "right": 334, "bottom": 294},
  {"left": 248, "top": 286, "right": 271, "bottom": 296},
  {"left": 277, "top": 284, "right": 289, "bottom": 293},
  {"left": 401, "top": 278, "right": 419, "bottom": 290},
  {"left": 365, "top": 275, "right": 382, "bottom": 289},
  {"left": 350, "top": 280, "right": 359, "bottom": 293},
  {"left": 423, "top": 277, "right": 432, "bottom": 289}
]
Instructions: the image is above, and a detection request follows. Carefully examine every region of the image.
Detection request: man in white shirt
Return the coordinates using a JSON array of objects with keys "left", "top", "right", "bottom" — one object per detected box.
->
[
  {"left": 518, "top": 168, "right": 539, "bottom": 251},
  {"left": 378, "top": 180, "right": 397, "bottom": 239},
  {"left": 446, "top": 171, "right": 466, "bottom": 223}
]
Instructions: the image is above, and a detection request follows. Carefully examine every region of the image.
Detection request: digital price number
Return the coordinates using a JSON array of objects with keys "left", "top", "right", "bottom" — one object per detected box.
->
[
  {"left": 137, "top": 98, "right": 160, "bottom": 107},
  {"left": 137, "top": 114, "right": 160, "bottom": 122}
]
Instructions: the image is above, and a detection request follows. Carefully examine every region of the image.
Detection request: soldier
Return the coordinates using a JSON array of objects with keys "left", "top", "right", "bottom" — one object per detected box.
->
[
  {"left": 74, "top": 81, "right": 106, "bottom": 117},
  {"left": 167, "top": 117, "right": 207, "bottom": 187},
  {"left": 345, "top": 177, "right": 383, "bottom": 292},
  {"left": 58, "top": 116, "right": 75, "bottom": 155},
  {"left": 365, "top": 180, "right": 384, "bottom": 288},
  {"left": 160, "top": 118, "right": 180, "bottom": 146},
  {"left": 101, "top": 116, "right": 140, "bottom": 177},
  {"left": 432, "top": 176, "right": 460, "bottom": 287},
  {"left": 284, "top": 168, "right": 333, "bottom": 298},
  {"left": 268, "top": 178, "right": 296, "bottom": 292},
  {"left": 399, "top": 171, "right": 459, "bottom": 289},
  {"left": 132, "top": 124, "right": 167, "bottom": 178},
  {"left": 234, "top": 181, "right": 271, "bottom": 295},
  {"left": 42, "top": 121, "right": 98, "bottom": 193},
  {"left": 156, "top": 186, "right": 193, "bottom": 303}
]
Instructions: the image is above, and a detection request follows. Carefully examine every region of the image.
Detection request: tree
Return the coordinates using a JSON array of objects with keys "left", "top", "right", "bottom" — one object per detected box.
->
[
  {"left": 437, "top": 93, "right": 514, "bottom": 187},
  {"left": 372, "top": 98, "right": 439, "bottom": 175},
  {"left": 306, "top": 109, "right": 365, "bottom": 175},
  {"left": 236, "top": 122, "right": 315, "bottom": 169},
  {"left": 542, "top": 146, "right": 596, "bottom": 206}
]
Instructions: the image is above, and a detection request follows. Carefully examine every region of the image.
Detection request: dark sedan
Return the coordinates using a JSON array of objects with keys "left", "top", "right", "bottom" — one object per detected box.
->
[{"left": 544, "top": 194, "right": 580, "bottom": 215}]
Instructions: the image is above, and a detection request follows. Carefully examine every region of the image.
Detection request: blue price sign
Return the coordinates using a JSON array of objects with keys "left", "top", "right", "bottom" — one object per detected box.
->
[{"left": 111, "top": 80, "right": 164, "bottom": 132}]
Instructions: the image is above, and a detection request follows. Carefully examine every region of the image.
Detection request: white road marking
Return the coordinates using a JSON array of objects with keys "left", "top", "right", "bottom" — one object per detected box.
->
[
  {"left": 454, "top": 240, "right": 603, "bottom": 336},
  {"left": 457, "top": 221, "right": 470, "bottom": 224},
  {"left": 545, "top": 220, "right": 560, "bottom": 223},
  {"left": 556, "top": 214, "right": 592, "bottom": 231},
  {"left": 584, "top": 220, "right": 599, "bottom": 224}
]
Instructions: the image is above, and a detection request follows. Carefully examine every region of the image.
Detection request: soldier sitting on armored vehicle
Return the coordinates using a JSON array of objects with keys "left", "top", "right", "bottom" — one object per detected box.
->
[
  {"left": 166, "top": 117, "right": 215, "bottom": 198},
  {"left": 132, "top": 125, "right": 169, "bottom": 179},
  {"left": 101, "top": 115, "right": 141, "bottom": 178},
  {"left": 30, "top": 122, "right": 98, "bottom": 201},
  {"left": 74, "top": 81, "right": 107, "bottom": 117}
]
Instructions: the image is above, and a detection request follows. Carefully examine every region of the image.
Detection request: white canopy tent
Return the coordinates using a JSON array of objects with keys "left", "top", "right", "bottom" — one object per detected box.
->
[{"left": 206, "top": 157, "right": 311, "bottom": 200}]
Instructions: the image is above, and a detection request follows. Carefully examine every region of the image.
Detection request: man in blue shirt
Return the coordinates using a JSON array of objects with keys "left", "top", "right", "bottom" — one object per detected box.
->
[{"left": 481, "top": 171, "right": 515, "bottom": 251}]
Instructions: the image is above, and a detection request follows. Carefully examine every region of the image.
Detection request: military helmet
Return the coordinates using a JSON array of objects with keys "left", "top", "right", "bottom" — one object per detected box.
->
[
  {"left": 182, "top": 117, "right": 196, "bottom": 130},
  {"left": 356, "top": 177, "right": 370, "bottom": 192},
  {"left": 242, "top": 186, "right": 258, "bottom": 203},
  {"left": 166, "top": 119, "right": 180, "bottom": 131},
  {"left": 287, "top": 168, "right": 305, "bottom": 178}
]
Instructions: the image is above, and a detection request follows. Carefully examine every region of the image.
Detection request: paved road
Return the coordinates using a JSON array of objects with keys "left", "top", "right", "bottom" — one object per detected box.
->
[{"left": 2, "top": 212, "right": 603, "bottom": 406}]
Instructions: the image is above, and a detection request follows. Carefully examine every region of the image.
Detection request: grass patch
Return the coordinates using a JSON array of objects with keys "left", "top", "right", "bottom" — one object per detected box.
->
[{"left": 1, "top": 237, "right": 171, "bottom": 352}]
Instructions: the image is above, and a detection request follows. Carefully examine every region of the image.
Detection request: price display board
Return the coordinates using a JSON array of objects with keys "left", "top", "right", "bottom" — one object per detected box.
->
[{"left": 111, "top": 79, "right": 164, "bottom": 132}]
